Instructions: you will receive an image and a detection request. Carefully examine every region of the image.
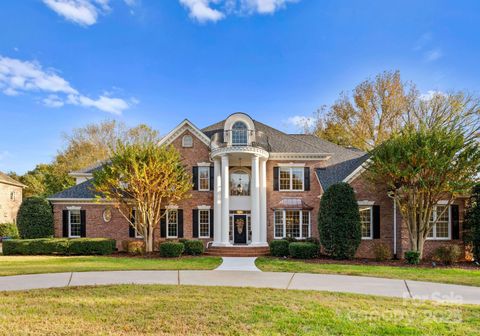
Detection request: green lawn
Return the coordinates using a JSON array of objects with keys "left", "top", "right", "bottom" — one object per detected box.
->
[
  {"left": 0, "top": 284, "right": 477, "bottom": 335},
  {"left": 256, "top": 257, "right": 480, "bottom": 287},
  {"left": 0, "top": 255, "right": 222, "bottom": 276}
]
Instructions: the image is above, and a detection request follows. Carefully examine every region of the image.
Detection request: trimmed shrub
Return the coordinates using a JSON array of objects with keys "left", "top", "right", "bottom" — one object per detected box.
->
[
  {"left": 2, "top": 238, "right": 115, "bottom": 256},
  {"left": 405, "top": 251, "right": 421, "bottom": 265},
  {"left": 269, "top": 240, "right": 290, "bottom": 257},
  {"left": 283, "top": 237, "right": 297, "bottom": 243},
  {"left": 318, "top": 182, "right": 361, "bottom": 259},
  {"left": 0, "top": 223, "right": 19, "bottom": 239},
  {"left": 304, "top": 237, "right": 320, "bottom": 246},
  {"left": 122, "top": 240, "right": 145, "bottom": 255},
  {"left": 159, "top": 242, "right": 184, "bottom": 257},
  {"left": 289, "top": 242, "right": 318, "bottom": 259},
  {"left": 184, "top": 240, "right": 204, "bottom": 256},
  {"left": 433, "top": 245, "right": 461, "bottom": 265},
  {"left": 373, "top": 242, "right": 391, "bottom": 261},
  {"left": 17, "top": 197, "right": 54, "bottom": 239}
]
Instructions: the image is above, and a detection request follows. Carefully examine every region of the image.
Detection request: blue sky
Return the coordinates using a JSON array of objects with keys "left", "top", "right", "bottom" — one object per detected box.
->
[{"left": 0, "top": 0, "right": 479, "bottom": 174}]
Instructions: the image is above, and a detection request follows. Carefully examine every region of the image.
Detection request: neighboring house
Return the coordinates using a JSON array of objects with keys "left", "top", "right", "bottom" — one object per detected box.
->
[
  {"left": 48, "top": 113, "right": 466, "bottom": 258},
  {"left": 0, "top": 171, "right": 25, "bottom": 224}
]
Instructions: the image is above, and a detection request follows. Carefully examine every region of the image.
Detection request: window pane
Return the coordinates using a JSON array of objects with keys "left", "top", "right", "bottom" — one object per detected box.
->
[
  {"left": 69, "top": 210, "right": 81, "bottom": 237},
  {"left": 429, "top": 205, "right": 450, "bottom": 239},
  {"left": 231, "top": 122, "right": 248, "bottom": 145},
  {"left": 291, "top": 168, "right": 304, "bottom": 190},
  {"left": 199, "top": 167, "right": 210, "bottom": 190},
  {"left": 359, "top": 206, "right": 372, "bottom": 238},
  {"left": 285, "top": 210, "right": 300, "bottom": 238},
  {"left": 199, "top": 210, "right": 210, "bottom": 237},
  {"left": 279, "top": 169, "right": 291, "bottom": 190},
  {"left": 230, "top": 170, "right": 250, "bottom": 196},
  {"left": 168, "top": 210, "right": 178, "bottom": 237},
  {"left": 274, "top": 211, "right": 284, "bottom": 238},
  {"left": 302, "top": 211, "right": 310, "bottom": 238}
]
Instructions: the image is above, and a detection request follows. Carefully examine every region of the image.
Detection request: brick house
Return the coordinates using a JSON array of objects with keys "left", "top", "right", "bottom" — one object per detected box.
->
[
  {"left": 0, "top": 171, "right": 25, "bottom": 224},
  {"left": 48, "top": 113, "right": 466, "bottom": 258}
]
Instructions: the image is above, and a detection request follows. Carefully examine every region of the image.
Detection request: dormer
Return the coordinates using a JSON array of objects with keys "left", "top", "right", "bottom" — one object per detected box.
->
[{"left": 223, "top": 113, "right": 256, "bottom": 147}]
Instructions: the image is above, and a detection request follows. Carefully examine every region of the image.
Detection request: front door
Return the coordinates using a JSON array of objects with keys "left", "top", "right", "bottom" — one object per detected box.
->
[{"left": 233, "top": 214, "right": 247, "bottom": 244}]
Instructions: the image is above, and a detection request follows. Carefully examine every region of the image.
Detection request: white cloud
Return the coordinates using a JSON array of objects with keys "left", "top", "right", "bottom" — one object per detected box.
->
[
  {"left": 179, "top": 0, "right": 225, "bottom": 23},
  {"left": 179, "top": 0, "right": 298, "bottom": 22},
  {"left": 425, "top": 49, "right": 442, "bottom": 62},
  {"left": 42, "top": 0, "right": 111, "bottom": 26},
  {"left": 0, "top": 55, "right": 132, "bottom": 114},
  {"left": 286, "top": 115, "right": 315, "bottom": 129}
]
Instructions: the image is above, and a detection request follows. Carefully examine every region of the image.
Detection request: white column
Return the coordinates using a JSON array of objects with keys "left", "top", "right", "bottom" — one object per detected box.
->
[
  {"left": 250, "top": 155, "right": 261, "bottom": 245},
  {"left": 221, "top": 155, "right": 231, "bottom": 245},
  {"left": 259, "top": 158, "right": 267, "bottom": 244},
  {"left": 213, "top": 158, "right": 222, "bottom": 244}
]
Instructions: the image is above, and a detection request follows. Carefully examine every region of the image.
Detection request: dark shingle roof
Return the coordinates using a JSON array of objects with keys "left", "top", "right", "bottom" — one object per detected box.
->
[
  {"left": 48, "top": 179, "right": 101, "bottom": 199},
  {"left": 0, "top": 171, "right": 25, "bottom": 188},
  {"left": 315, "top": 154, "right": 369, "bottom": 191},
  {"left": 71, "top": 160, "right": 110, "bottom": 174}
]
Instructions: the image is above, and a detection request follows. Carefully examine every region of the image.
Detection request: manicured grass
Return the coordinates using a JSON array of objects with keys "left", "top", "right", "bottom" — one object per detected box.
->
[
  {"left": 0, "top": 255, "right": 222, "bottom": 276},
  {"left": 256, "top": 257, "right": 480, "bottom": 287},
  {"left": 0, "top": 284, "right": 478, "bottom": 335}
]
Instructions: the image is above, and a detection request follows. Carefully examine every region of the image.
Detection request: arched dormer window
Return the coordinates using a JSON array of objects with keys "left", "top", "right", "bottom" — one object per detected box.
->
[
  {"left": 182, "top": 135, "right": 193, "bottom": 147},
  {"left": 231, "top": 121, "right": 248, "bottom": 145}
]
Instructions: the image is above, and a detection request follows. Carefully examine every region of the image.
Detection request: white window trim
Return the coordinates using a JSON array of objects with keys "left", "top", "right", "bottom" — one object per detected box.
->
[
  {"left": 230, "top": 121, "right": 249, "bottom": 146},
  {"left": 198, "top": 209, "right": 210, "bottom": 239},
  {"left": 198, "top": 166, "right": 210, "bottom": 191},
  {"left": 273, "top": 209, "right": 311, "bottom": 239},
  {"left": 166, "top": 209, "right": 178, "bottom": 239},
  {"left": 182, "top": 135, "right": 193, "bottom": 147},
  {"left": 359, "top": 206, "right": 373, "bottom": 240},
  {"left": 68, "top": 209, "right": 81, "bottom": 238},
  {"left": 279, "top": 167, "right": 304, "bottom": 192},
  {"left": 132, "top": 209, "right": 143, "bottom": 239},
  {"left": 427, "top": 205, "right": 451, "bottom": 240}
]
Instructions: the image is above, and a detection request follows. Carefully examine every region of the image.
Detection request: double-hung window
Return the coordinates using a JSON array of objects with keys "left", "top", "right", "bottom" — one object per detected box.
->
[
  {"left": 427, "top": 205, "right": 450, "bottom": 240},
  {"left": 359, "top": 206, "right": 373, "bottom": 239},
  {"left": 198, "top": 209, "right": 210, "bottom": 238},
  {"left": 279, "top": 167, "right": 304, "bottom": 191},
  {"left": 274, "top": 210, "right": 310, "bottom": 239},
  {"left": 231, "top": 121, "right": 248, "bottom": 145},
  {"left": 198, "top": 166, "right": 210, "bottom": 191},
  {"left": 167, "top": 209, "right": 178, "bottom": 238},
  {"left": 69, "top": 209, "right": 81, "bottom": 238}
]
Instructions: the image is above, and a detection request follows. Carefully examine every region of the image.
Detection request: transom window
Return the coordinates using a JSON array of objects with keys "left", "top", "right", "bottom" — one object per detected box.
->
[
  {"left": 359, "top": 206, "right": 373, "bottom": 239},
  {"left": 427, "top": 205, "right": 450, "bottom": 240},
  {"left": 182, "top": 135, "right": 193, "bottom": 147},
  {"left": 198, "top": 166, "right": 210, "bottom": 191},
  {"left": 167, "top": 209, "right": 178, "bottom": 238},
  {"left": 279, "top": 167, "right": 304, "bottom": 191},
  {"left": 274, "top": 210, "right": 311, "bottom": 239},
  {"left": 199, "top": 209, "right": 210, "bottom": 238},
  {"left": 231, "top": 121, "right": 248, "bottom": 145},
  {"left": 69, "top": 210, "right": 81, "bottom": 238}
]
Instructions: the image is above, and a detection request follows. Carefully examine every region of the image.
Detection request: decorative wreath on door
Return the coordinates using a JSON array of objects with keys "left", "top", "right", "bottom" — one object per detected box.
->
[{"left": 235, "top": 218, "right": 245, "bottom": 234}]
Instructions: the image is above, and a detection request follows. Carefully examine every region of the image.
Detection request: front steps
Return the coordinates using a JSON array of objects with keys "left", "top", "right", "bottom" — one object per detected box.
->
[{"left": 205, "top": 246, "right": 270, "bottom": 257}]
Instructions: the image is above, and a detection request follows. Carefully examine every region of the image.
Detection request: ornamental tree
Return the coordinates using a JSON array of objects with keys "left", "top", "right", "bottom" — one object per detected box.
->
[
  {"left": 16, "top": 196, "right": 54, "bottom": 238},
  {"left": 318, "top": 182, "right": 361, "bottom": 259},
  {"left": 367, "top": 94, "right": 480, "bottom": 259},
  {"left": 93, "top": 141, "right": 191, "bottom": 253}
]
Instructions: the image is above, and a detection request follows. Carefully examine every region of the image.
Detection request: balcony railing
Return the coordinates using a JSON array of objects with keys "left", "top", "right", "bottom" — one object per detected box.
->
[{"left": 210, "top": 130, "right": 271, "bottom": 152}]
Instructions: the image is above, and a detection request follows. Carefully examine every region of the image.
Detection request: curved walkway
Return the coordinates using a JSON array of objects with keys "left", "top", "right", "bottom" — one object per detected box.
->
[{"left": 0, "top": 269, "right": 479, "bottom": 305}]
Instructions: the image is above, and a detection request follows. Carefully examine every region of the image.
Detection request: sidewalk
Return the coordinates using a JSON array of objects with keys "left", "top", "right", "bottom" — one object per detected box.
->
[{"left": 0, "top": 270, "right": 479, "bottom": 305}]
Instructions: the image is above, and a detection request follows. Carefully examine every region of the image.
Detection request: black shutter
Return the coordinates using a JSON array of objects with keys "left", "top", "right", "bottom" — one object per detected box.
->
[
  {"left": 372, "top": 205, "right": 380, "bottom": 239},
  {"left": 160, "top": 210, "right": 166, "bottom": 238},
  {"left": 80, "top": 210, "right": 86, "bottom": 237},
  {"left": 178, "top": 210, "right": 184, "bottom": 238},
  {"left": 451, "top": 204, "right": 460, "bottom": 240},
  {"left": 304, "top": 167, "right": 310, "bottom": 191},
  {"left": 129, "top": 209, "right": 136, "bottom": 238},
  {"left": 273, "top": 167, "right": 279, "bottom": 191},
  {"left": 192, "top": 166, "right": 198, "bottom": 190},
  {"left": 210, "top": 209, "right": 214, "bottom": 238},
  {"left": 192, "top": 209, "right": 199, "bottom": 238},
  {"left": 62, "top": 210, "right": 69, "bottom": 237},
  {"left": 210, "top": 166, "right": 214, "bottom": 191}
]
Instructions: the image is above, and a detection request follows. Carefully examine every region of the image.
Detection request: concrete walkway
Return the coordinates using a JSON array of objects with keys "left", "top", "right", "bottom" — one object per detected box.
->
[
  {"left": 215, "top": 257, "right": 260, "bottom": 271},
  {"left": 0, "top": 270, "right": 479, "bottom": 305}
]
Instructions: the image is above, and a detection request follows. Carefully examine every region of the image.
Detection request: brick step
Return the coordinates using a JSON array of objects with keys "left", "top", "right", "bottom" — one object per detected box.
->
[{"left": 206, "top": 246, "right": 270, "bottom": 257}]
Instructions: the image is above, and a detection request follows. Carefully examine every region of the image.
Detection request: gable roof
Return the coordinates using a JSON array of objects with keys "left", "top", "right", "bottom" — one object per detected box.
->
[
  {"left": 0, "top": 171, "right": 26, "bottom": 188},
  {"left": 48, "top": 179, "right": 101, "bottom": 200},
  {"left": 315, "top": 154, "right": 369, "bottom": 191},
  {"left": 159, "top": 119, "right": 211, "bottom": 147}
]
